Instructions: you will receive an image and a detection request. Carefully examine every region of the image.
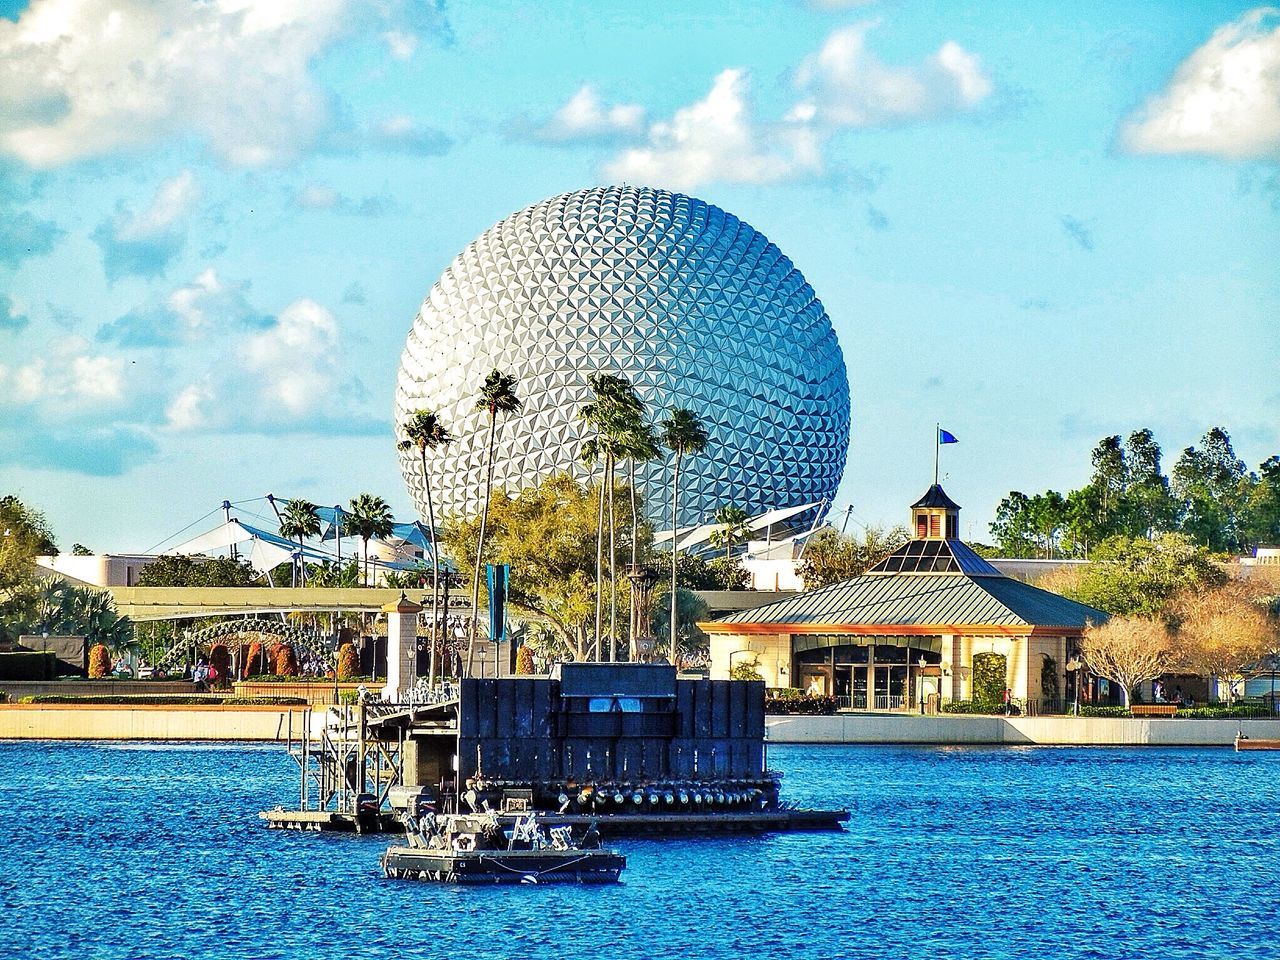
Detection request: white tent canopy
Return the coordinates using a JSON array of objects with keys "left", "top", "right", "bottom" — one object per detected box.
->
[
  {"left": 166, "top": 519, "right": 331, "bottom": 574},
  {"left": 666, "top": 501, "right": 825, "bottom": 553}
]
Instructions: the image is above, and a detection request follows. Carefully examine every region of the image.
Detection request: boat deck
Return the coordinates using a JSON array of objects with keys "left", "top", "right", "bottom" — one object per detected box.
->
[{"left": 262, "top": 807, "right": 849, "bottom": 835}]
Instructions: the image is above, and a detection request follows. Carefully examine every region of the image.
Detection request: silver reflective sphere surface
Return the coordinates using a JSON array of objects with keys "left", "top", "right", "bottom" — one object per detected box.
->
[{"left": 395, "top": 185, "right": 850, "bottom": 528}]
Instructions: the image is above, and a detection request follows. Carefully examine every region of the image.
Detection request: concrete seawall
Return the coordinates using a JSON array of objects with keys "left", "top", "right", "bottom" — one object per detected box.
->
[
  {"left": 766, "top": 713, "right": 1280, "bottom": 746},
  {"left": 0, "top": 705, "right": 305, "bottom": 741}
]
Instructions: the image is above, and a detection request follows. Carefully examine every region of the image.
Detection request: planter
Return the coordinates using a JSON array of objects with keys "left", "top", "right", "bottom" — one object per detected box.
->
[{"left": 233, "top": 680, "right": 369, "bottom": 706}]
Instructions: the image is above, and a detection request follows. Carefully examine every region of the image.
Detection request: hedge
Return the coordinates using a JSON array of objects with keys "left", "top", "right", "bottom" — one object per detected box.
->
[
  {"left": 765, "top": 694, "right": 837, "bottom": 715},
  {"left": 941, "top": 700, "right": 1005, "bottom": 715},
  {"left": 17, "top": 695, "right": 308, "bottom": 706}
]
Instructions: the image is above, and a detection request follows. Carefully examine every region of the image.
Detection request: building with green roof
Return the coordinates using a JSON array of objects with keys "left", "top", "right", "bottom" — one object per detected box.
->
[{"left": 700, "top": 486, "right": 1108, "bottom": 711}]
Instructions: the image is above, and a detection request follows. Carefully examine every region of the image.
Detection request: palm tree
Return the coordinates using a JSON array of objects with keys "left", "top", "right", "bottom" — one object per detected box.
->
[
  {"left": 469, "top": 369, "right": 521, "bottom": 676},
  {"left": 398, "top": 409, "right": 454, "bottom": 687},
  {"left": 278, "top": 499, "right": 322, "bottom": 587},
  {"left": 711, "top": 503, "right": 752, "bottom": 585},
  {"left": 660, "top": 408, "right": 709, "bottom": 664},
  {"left": 580, "top": 374, "right": 644, "bottom": 661},
  {"left": 621, "top": 420, "right": 659, "bottom": 657},
  {"left": 346, "top": 493, "right": 394, "bottom": 586}
]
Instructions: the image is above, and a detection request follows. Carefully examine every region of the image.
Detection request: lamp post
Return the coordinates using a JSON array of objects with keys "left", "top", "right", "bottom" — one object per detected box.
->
[
  {"left": 626, "top": 565, "right": 661, "bottom": 663},
  {"left": 1067, "top": 657, "right": 1084, "bottom": 716},
  {"left": 918, "top": 655, "right": 928, "bottom": 714}
]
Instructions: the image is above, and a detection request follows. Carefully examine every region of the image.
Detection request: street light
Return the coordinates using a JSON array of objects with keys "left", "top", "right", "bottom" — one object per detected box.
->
[{"left": 1066, "top": 657, "right": 1084, "bottom": 716}]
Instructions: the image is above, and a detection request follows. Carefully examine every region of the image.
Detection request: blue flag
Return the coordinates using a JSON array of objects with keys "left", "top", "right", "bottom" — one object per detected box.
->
[{"left": 939, "top": 428, "right": 958, "bottom": 444}]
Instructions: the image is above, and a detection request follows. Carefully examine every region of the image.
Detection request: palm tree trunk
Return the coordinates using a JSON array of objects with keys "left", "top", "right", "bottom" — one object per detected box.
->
[
  {"left": 423, "top": 449, "right": 439, "bottom": 689},
  {"left": 469, "top": 412, "right": 498, "bottom": 677},
  {"left": 594, "top": 462, "right": 607, "bottom": 661},
  {"left": 629, "top": 458, "right": 639, "bottom": 660},
  {"left": 670, "top": 452, "right": 680, "bottom": 666},
  {"left": 608, "top": 455, "right": 617, "bottom": 663}
]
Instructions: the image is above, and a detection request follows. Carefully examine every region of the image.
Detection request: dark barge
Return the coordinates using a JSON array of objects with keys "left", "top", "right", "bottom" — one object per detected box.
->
[
  {"left": 381, "top": 813, "right": 625, "bottom": 885},
  {"left": 265, "top": 663, "right": 847, "bottom": 837}
]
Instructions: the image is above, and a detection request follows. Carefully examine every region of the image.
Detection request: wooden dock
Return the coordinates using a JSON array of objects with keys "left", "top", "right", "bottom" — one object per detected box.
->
[{"left": 261, "top": 806, "right": 848, "bottom": 835}]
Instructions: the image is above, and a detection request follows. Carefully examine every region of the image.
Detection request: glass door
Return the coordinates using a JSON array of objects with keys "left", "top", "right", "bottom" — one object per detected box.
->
[{"left": 852, "top": 667, "right": 868, "bottom": 710}]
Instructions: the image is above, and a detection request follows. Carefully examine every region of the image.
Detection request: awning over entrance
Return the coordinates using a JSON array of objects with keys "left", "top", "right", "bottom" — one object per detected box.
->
[{"left": 792, "top": 634, "right": 943, "bottom": 655}]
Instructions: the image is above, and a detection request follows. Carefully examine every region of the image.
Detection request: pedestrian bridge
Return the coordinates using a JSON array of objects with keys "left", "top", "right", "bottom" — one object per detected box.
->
[
  {"left": 107, "top": 587, "right": 471, "bottom": 622},
  {"left": 107, "top": 587, "right": 791, "bottom": 623}
]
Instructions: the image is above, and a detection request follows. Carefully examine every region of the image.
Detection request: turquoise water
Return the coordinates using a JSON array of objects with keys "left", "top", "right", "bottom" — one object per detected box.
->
[{"left": 2, "top": 741, "right": 1276, "bottom": 959}]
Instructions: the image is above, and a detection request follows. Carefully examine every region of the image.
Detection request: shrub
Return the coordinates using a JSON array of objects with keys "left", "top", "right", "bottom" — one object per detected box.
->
[
  {"left": 1078, "top": 705, "right": 1131, "bottom": 718},
  {"left": 730, "top": 660, "right": 763, "bottom": 681},
  {"left": 941, "top": 700, "right": 1002, "bottom": 715},
  {"left": 208, "top": 644, "right": 232, "bottom": 690},
  {"left": 243, "top": 640, "right": 264, "bottom": 679},
  {"left": 271, "top": 643, "right": 299, "bottom": 677},
  {"left": 515, "top": 645, "right": 536, "bottom": 675},
  {"left": 87, "top": 644, "right": 112, "bottom": 679},
  {"left": 972, "top": 652, "right": 1007, "bottom": 706},
  {"left": 335, "top": 643, "right": 359, "bottom": 681},
  {"left": 765, "top": 694, "right": 837, "bottom": 715},
  {"left": 1176, "top": 705, "right": 1270, "bottom": 719}
]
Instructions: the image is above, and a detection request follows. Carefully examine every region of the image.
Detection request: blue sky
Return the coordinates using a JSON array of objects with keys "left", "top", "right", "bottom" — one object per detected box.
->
[{"left": 0, "top": 0, "right": 1277, "bottom": 550}]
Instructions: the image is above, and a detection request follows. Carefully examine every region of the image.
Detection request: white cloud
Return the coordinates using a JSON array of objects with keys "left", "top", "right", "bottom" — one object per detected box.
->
[
  {"left": 1121, "top": 8, "right": 1280, "bottom": 159},
  {"left": 534, "top": 86, "right": 646, "bottom": 143},
  {"left": 0, "top": 337, "right": 124, "bottom": 409},
  {"left": 604, "top": 69, "right": 824, "bottom": 191},
  {"left": 384, "top": 30, "right": 418, "bottom": 60},
  {"left": 118, "top": 171, "right": 199, "bottom": 240},
  {"left": 790, "top": 22, "right": 992, "bottom": 127},
  {"left": 164, "top": 381, "right": 215, "bottom": 431},
  {"left": 0, "top": 0, "right": 451, "bottom": 168},
  {"left": 370, "top": 115, "right": 452, "bottom": 155},
  {"left": 91, "top": 170, "right": 199, "bottom": 280},
  {"left": 242, "top": 298, "right": 341, "bottom": 414}
]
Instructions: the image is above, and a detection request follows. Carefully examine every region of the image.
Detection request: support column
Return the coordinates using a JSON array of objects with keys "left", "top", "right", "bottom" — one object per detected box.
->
[
  {"left": 382, "top": 593, "right": 423, "bottom": 702},
  {"left": 950, "top": 634, "right": 964, "bottom": 702}
]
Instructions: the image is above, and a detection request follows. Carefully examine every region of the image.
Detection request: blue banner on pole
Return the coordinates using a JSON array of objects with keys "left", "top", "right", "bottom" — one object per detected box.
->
[
  {"left": 486, "top": 563, "right": 510, "bottom": 644},
  {"left": 938, "top": 428, "right": 958, "bottom": 444}
]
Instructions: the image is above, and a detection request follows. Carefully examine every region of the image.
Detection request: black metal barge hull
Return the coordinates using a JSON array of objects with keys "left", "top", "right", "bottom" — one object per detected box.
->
[{"left": 381, "top": 847, "right": 625, "bottom": 884}]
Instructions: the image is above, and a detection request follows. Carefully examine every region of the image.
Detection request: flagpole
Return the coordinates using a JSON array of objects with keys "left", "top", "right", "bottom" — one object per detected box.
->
[{"left": 934, "top": 422, "right": 940, "bottom": 487}]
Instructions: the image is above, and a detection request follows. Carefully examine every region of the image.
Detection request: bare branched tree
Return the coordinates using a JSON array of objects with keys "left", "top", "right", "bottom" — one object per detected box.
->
[
  {"left": 1174, "top": 581, "right": 1279, "bottom": 704},
  {"left": 1079, "top": 617, "right": 1174, "bottom": 708}
]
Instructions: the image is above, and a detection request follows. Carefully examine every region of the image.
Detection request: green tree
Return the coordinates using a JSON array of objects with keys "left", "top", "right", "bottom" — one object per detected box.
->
[
  {"left": 443, "top": 473, "right": 641, "bottom": 663},
  {"left": 990, "top": 491, "right": 1038, "bottom": 557},
  {"left": 651, "top": 587, "right": 710, "bottom": 665},
  {"left": 278, "top": 499, "right": 322, "bottom": 587},
  {"left": 137, "top": 555, "right": 258, "bottom": 587},
  {"left": 398, "top": 408, "right": 455, "bottom": 686},
  {"left": 580, "top": 374, "right": 645, "bottom": 661},
  {"left": 660, "top": 407, "right": 709, "bottom": 664},
  {"left": 710, "top": 504, "right": 752, "bottom": 584},
  {"left": 345, "top": 493, "right": 394, "bottom": 586},
  {"left": 71, "top": 543, "right": 92, "bottom": 556},
  {"left": 469, "top": 369, "right": 522, "bottom": 676},
  {"left": 1, "top": 495, "right": 57, "bottom": 607},
  {"left": 1063, "top": 533, "right": 1227, "bottom": 617},
  {"left": 62, "top": 587, "right": 134, "bottom": 654},
  {"left": 1123, "top": 428, "right": 1177, "bottom": 537},
  {"left": 1173, "top": 427, "right": 1249, "bottom": 552},
  {"left": 797, "top": 525, "right": 909, "bottom": 589},
  {"left": 1243, "top": 456, "right": 1280, "bottom": 548}
]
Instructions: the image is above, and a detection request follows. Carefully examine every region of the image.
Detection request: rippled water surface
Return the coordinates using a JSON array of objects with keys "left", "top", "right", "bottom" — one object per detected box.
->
[{"left": 3, "top": 741, "right": 1277, "bottom": 959}]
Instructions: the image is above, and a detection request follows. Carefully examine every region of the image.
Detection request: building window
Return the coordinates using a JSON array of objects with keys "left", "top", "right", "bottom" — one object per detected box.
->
[
  {"left": 916, "top": 516, "right": 928, "bottom": 538},
  {"left": 929, "top": 515, "right": 941, "bottom": 538},
  {"left": 946, "top": 514, "right": 958, "bottom": 540}
]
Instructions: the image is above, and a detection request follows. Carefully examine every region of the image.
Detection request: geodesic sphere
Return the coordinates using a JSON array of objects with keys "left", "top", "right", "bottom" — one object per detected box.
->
[{"left": 395, "top": 185, "right": 850, "bottom": 529}]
